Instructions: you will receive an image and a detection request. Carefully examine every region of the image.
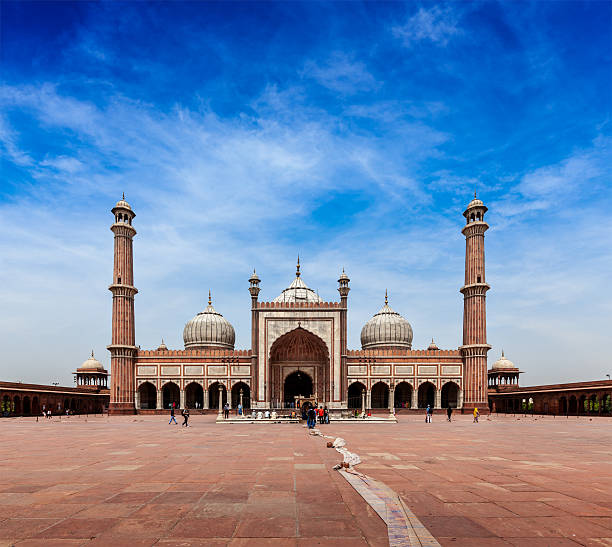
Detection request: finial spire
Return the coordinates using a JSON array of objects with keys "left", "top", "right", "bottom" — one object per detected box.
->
[
  {"left": 208, "top": 289, "right": 212, "bottom": 306},
  {"left": 474, "top": 191, "right": 477, "bottom": 198},
  {"left": 91, "top": 349, "right": 94, "bottom": 358},
  {"left": 122, "top": 191, "right": 125, "bottom": 200},
  {"left": 385, "top": 289, "right": 388, "bottom": 305},
  {"left": 502, "top": 348, "right": 505, "bottom": 358},
  {"left": 296, "top": 255, "right": 301, "bottom": 277}
]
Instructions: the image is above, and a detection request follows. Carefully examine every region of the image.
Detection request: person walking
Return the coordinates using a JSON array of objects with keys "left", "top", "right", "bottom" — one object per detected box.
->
[
  {"left": 169, "top": 405, "right": 177, "bottom": 425},
  {"left": 426, "top": 405, "right": 432, "bottom": 423},
  {"left": 307, "top": 406, "right": 316, "bottom": 429},
  {"left": 447, "top": 406, "right": 453, "bottom": 422},
  {"left": 181, "top": 407, "right": 190, "bottom": 427},
  {"left": 473, "top": 407, "right": 479, "bottom": 423},
  {"left": 223, "top": 402, "right": 230, "bottom": 419}
]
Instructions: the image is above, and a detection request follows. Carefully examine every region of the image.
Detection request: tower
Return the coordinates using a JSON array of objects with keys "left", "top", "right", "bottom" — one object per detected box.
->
[
  {"left": 108, "top": 195, "right": 138, "bottom": 414},
  {"left": 460, "top": 193, "right": 491, "bottom": 412},
  {"left": 248, "top": 269, "right": 261, "bottom": 406},
  {"left": 337, "top": 269, "right": 350, "bottom": 402}
]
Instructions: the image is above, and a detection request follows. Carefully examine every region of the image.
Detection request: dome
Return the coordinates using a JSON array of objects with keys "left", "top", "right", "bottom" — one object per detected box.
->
[
  {"left": 78, "top": 351, "right": 106, "bottom": 372},
  {"left": 272, "top": 258, "right": 323, "bottom": 304},
  {"left": 427, "top": 338, "right": 439, "bottom": 350},
  {"left": 492, "top": 350, "right": 516, "bottom": 370},
  {"left": 183, "top": 293, "right": 235, "bottom": 350},
  {"left": 114, "top": 193, "right": 132, "bottom": 211},
  {"left": 361, "top": 292, "right": 413, "bottom": 350},
  {"left": 157, "top": 338, "right": 167, "bottom": 351}
]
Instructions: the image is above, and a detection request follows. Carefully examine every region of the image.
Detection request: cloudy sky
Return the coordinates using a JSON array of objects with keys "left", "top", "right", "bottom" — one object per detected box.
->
[{"left": 1, "top": 1, "right": 610, "bottom": 387}]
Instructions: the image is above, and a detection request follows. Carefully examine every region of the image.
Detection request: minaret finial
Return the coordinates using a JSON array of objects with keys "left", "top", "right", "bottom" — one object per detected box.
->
[
  {"left": 91, "top": 349, "right": 94, "bottom": 358},
  {"left": 208, "top": 289, "right": 212, "bottom": 306},
  {"left": 296, "top": 254, "right": 301, "bottom": 277},
  {"left": 474, "top": 191, "right": 477, "bottom": 198},
  {"left": 502, "top": 348, "right": 505, "bottom": 358},
  {"left": 122, "top": 191, "right": 125, "bottom": 200},
  {"left": 385, "top": 289, "right": 388, "bottom": 305}
]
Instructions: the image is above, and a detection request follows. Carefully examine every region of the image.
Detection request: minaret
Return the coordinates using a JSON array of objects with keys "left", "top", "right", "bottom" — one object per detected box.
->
[
  {"left": 337, "top": 268, "right": 350, "bottom": 402},
  {"left": 108, "top": 195, "right": 138, "bottom": 414},
  {"left": 248, "top": 269, "right": 261, "bottom": 407},
  {"left": 460, "top": 193, "right": 491, "bottom": 412}
]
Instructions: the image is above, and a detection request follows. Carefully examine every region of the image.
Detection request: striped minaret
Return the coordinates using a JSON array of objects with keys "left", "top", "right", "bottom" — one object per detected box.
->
[
  {"left": 460, "top": 193, "right": 491, "bottom": 412},
  {"left": 108, "top": 195, "right": 138, "bottom": 415}
]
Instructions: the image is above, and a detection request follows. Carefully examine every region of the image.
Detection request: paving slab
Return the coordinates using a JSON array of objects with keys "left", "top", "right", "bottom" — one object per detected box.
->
[{"left": 0, "top": 413, "right": 611, "bottom": 545}]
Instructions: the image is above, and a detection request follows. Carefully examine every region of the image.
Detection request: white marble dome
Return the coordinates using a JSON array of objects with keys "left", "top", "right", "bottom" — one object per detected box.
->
[
  {"left": 78, "top": 351, "right": 106, "bottom": 372},
  {"left": 183, "top": 295, "right": 235, "bottom": 350},
  {"left": 492, "top": 350, "right": 516, "bottom": 370},
  {"left": 273, "top": 260, "right": 323, "bottom": 304},
  {"left": 360, "top": 294, "right": 413, "bottom": 350}
]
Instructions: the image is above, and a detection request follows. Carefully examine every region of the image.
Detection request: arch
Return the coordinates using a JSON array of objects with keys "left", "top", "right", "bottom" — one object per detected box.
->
[
  {"left": 209, "top": 382, "right": 227, "bottom": 409},
  {"left": 589, "top": 394, "right": 598, "bottom": 413},
  {"left": 269, "top": 327, "right": 330, "bottom": 405},
  {"left": 283, "top": 371, "right": 313, "bottom": 406},
  {"left": 23, "top": 396, "right": 31, "bottom": 415},
  {"left": 2, "top": 394, "right": 10, "bottom": 415},
  {"left": 162, "top": 382, "right": 180, "bottom": 409},
  {"left": 603, "top": 394, "right": 612, "bottom": 414},
  {"left": 559, "top": 396, "right": 567, "bottom": 414},
  {"left": 371, "top": 381, "right": 389, "bottom": 409},
  {"left": 568, "top": 395, "right": 577, "bottom": 414},
  {"left": 579, "top": 394, "right": 587, "bottom": 414},
  {"left": 418, "top": 382, "right": 435, "bottom": 409},
  {"left": 138, "top": 382, "right": 157, "bottom": 409},
  {"left": 441, "top": 382, "right": 459, "bottom": 409},
  {"left": 70, "top": 398, "right": 76, "bottom": 411},
  {"left": 231, "top": 382, "right": 251, "bottom": 409},
  {"left": 394, "top": 382, "right": 412, "bottom": 408},
  {"left": 347, "top": 381, "right": 366, "bottom": 409},
  {"left": 32, "top": 396, "right": 39, "bottom": 415},
  {"left": 13, "top": 396, "right": 21, "bottom": 416},
  {"left": 185, "top": 382, "right": 204, "bottom": 409}
]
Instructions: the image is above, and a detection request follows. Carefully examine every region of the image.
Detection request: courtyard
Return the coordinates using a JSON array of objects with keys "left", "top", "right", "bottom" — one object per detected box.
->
[{"left": 0, "top": 414, "right": 611, "bottom": 546}]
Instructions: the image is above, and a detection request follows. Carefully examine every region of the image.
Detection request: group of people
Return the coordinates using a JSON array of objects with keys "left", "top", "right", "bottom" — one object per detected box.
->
[
  {"left": 424, "top": 405, "right": 480, "bottom": 423},
  {"left": 168, "top": 403, "right": 190, "bottom": 427},
  {"left": 305, "top": 405, "right": 329, "bottom": 428}
]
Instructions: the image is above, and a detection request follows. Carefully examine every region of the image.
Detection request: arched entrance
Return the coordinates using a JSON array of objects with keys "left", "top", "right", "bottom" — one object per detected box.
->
[
  {"left": 269, "top": 327, "right": 329, "bottom": 407},
  {"left": 13, "top": 396, "right": 21, "bottom": 416},
  {"left": 371, "top": 382, "right": 389, "bottom": 408},
  {"left": 32, "top": 397, "right": 39, "bottom": 415},
  {"left": 394, "top": 382, "right": 412, "bottom": 408},
  {"left": 441, "top": 382, "right": 459, "bottom": 408},
  {"left": 559, "top": 396, "right": 567, "bottom": 414},
  {"left": 209, "top": 382, "right": 227, "bottom": 409},
  {"left": 185, "top": 382, "right": 204, "bottom": 409},
  {"left": 23, "top": 396, "right": 31, "bottom": 415},
  {"left": 283, "top": 371, "right": 313, "bottom": 407},
  {"left": 138, "top": 382, "right": 157, "bottom": 409},
  {"left": 162, "top": 382, "right": 180, "bottom": 409},
  {"left": 569, "top": 395, "right": 577, "bottom": 414},
  {"left": 348, "top": 382, "right": 366, "bottom": 409},
  {"left": 231, "top": 382, "right": 251, "bottom": 409},
  {"left": 418, "top": 382, "right": 435, "bottom": 408}
]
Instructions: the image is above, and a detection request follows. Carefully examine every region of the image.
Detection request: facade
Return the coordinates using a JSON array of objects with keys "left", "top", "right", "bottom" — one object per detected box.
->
[
  {"left": 487, "top": 352, "right": 612, "bottom": 415},
  {"left": 108, "top": 195, "right": 492, "bottom": 414}
]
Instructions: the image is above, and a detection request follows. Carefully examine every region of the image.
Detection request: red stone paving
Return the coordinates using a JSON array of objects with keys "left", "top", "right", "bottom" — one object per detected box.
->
[{"left": 0, "top": 413, "right": 611, "bottom": 546}]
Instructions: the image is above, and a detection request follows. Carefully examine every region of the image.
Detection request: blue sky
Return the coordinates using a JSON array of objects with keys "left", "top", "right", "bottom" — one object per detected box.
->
[{"left": 1, "top": 1, "right": 611, "bottom": 386}]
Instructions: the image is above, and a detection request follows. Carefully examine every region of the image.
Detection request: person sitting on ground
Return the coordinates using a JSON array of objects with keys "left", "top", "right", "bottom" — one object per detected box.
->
[
  {"left": 270, "top": 410, "right": 278, "bottom": 420},
  {"left": 264, "top": 409, "right": 270, "bottom": 419}
]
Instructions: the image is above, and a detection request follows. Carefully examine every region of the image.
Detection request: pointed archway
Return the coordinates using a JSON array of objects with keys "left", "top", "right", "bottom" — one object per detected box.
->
[{"left": 269, "top": 327, "right": 329, "bottom": 407}]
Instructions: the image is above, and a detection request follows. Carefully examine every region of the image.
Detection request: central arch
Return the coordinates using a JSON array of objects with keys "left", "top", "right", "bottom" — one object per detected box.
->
[
  {"left": 283, "top": 371, "right": 313, "bottom": 406},
  {"left": 269, "top": 327, "right": 330, "bottom": 407},
  {"left": 418, "top": 382, "right": 435, "bottom": 408}
]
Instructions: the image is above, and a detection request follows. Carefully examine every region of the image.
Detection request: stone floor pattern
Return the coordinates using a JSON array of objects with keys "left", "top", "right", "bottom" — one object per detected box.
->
[{"left": 1, "top": 413, "right": 611, "bottom": 546}]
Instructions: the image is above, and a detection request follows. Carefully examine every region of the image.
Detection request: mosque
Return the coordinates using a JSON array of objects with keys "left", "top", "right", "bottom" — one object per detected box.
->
[{"left": 108, "top": 195, "right": 492, "bottom": 414}]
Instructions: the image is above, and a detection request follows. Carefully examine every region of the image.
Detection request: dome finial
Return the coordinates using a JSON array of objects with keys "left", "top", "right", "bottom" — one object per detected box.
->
[
  {"left": 502, "top": 348, "right": 504, "bottom": 358},
  {"left": 122, "top": 191, "right": 125, "bottom": 200},
  {"left": 385, "top": 289, "right": 388, "bottom": 305},
  {"left": 208, "top": 289, "right": 212, "bottom": 306},
  {"left": 296, "top": 254, "right": 301, "bottom": 277},
  {"left": 91, "top": 349, "right": 94, "bottom": 358},
  {"left": 474, "top": 190, "right": 477, "bottom": 199}
]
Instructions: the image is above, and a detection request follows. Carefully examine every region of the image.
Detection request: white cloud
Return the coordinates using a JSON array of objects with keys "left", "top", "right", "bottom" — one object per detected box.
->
[
  {"left": 392, "top": 6, "right": 461, "bottom": 47},
  {"left": 302, "top": 52, "right": 379, "bottom": 94}
]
